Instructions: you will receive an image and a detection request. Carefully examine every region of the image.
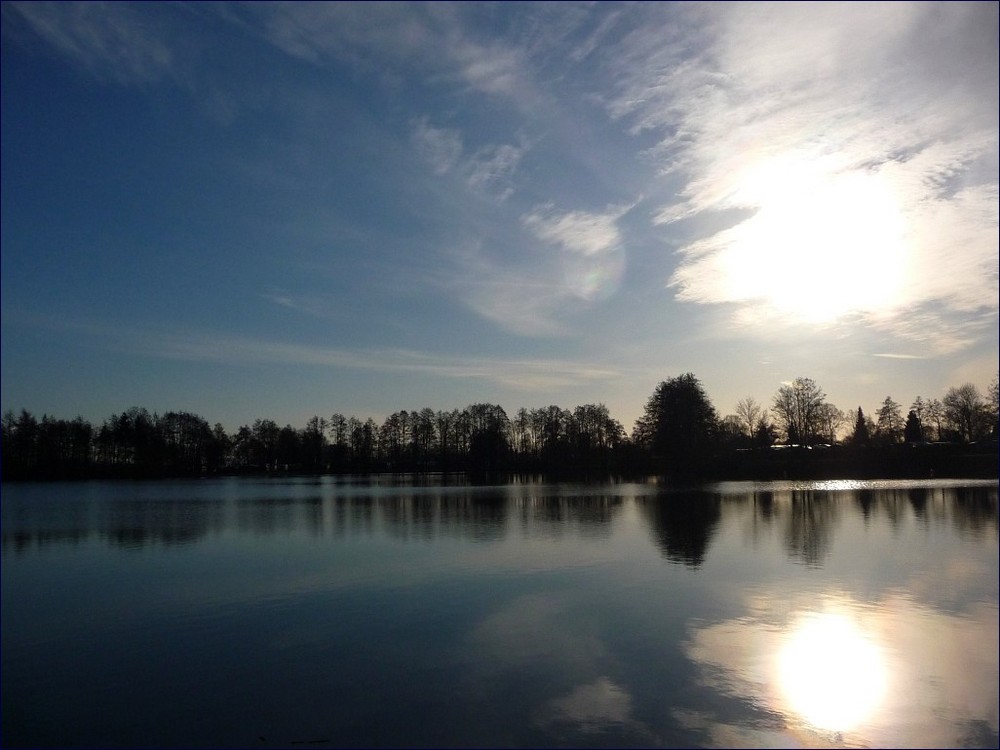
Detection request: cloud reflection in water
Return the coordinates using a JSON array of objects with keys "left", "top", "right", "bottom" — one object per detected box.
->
[
  {"left": 777, "top": 611, "right": 886, "bottom": 732},
  {"left": 684, "top": 591, "right": 999, "bottom": 747}
]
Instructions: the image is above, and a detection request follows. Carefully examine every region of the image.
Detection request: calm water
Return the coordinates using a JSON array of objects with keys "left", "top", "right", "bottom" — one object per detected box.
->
[{"left": 2, "top": 476, "right": 997, "bottom": 748}]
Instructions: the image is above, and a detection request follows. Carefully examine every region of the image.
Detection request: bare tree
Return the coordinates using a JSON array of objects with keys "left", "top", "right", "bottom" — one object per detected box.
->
[
  {"left": 816, "top": 403, "right": 845, "bottom": 444},
  {"left": 988, "top": 374, "right": 999, "bottom": 437},
  {"left": 735, "top": 397, "right": 763, "bottom": 440},
  {"left": 923, "top": 398, "right": 945, "bottom": 441},
  {"left": 718, "top": 414, "right": 745, "bottom": 446},
  {"left": 771, "top": 377, "right": 826, "bottom": 444},
  {"left": 943, "top": 383, "right": 986, "bottom": 442}
]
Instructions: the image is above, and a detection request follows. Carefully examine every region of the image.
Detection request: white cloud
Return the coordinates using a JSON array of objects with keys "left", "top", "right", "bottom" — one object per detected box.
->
[
  {"left": 449, "top": 38, "right": 526, "bottom": 97},
  {"left": 523, "top": 205, "right": 622, "bottom": 257},
  {"left": 444, "top": 204, "right": 632, "bottom": 336},
  {"left": 523, "top": 205, "right": 628, "bottom": 302},
  {"left": 601, "top": 2, "right": 998, "bottom": 352},
  {"left": 537, "top": 678, "right": 636, "bottom": 734},
  {"left": 685, "top": 589, "right": 998, "bottom": 747}
]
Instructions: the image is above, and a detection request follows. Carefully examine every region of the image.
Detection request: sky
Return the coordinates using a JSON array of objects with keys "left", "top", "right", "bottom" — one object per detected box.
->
[{"left": 2, "top": 1, "right": 997, "bottom": 433}]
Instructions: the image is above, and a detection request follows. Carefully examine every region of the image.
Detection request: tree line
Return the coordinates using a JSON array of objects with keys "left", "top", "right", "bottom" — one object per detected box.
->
[{"left": 2, "top": 373, "right": 997, "bottom": 480}]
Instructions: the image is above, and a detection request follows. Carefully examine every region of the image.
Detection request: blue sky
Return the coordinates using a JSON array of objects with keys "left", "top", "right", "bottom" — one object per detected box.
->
[{"left": 2, "top": 2, "right": 997, "bottom": 432}]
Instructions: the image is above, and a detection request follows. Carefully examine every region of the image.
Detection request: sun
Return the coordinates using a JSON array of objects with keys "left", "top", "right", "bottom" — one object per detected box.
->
[
  {"left": 719, "top": 156, "right": 909, "bottom": 325},
  {"left": 777, "top": 611, "right": 887, "bottom": 732}
]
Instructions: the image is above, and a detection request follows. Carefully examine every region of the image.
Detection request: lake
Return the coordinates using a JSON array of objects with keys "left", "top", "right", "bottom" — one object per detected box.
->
[{"left": 2, "top": 476, "right": 997, "bottom": 748}]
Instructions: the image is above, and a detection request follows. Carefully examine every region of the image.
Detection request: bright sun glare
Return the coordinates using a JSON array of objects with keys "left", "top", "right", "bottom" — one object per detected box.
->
[
  {"left": 777, "top": 611, "right": 887, "bottom": 732},
  {"left": 724, "top": 156, "right": 908, "bottom": 324}
]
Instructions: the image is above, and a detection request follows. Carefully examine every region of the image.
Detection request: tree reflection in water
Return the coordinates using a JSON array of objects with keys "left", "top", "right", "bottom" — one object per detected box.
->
[{"left": 639, "top": 492, "right": 722, "bottom": 568}]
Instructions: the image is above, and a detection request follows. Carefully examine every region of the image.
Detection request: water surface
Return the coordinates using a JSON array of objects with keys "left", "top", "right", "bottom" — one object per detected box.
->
[{"left": 2, "top": 476, "right": 997, "bottom": 748}]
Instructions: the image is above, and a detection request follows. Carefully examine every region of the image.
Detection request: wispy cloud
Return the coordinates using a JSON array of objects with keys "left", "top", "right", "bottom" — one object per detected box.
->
[
  {"left": 443, "top": 202, "right": 632, "bottom": 336},
  {"left": 444, "top": 240, "right": 570, "bottom": 338},
  {"left": 260, "top": 289, "right": 331, "bottom": 319},
  {"left": 411, "top": 117, "right": 528, "bottom": 200},
  {"left": 600, "top": 2, "right": 998, "bottom": 351},
  {"left": 153, "top": 332, "right": 620, "bottom": 392},
  {"left": 522, "top": 204, "right": 629, "bottom": 302},
  {"left": 239, "top": 3, "right": 539, "bottom": 106},
  {"left": 464, "top": 141, "right": 527, "bottom": 199},
  {"left": 523, "top": 205, "right": 623, "bottom": 258},
  {"left": 243, "top": 2, "right": 436, "bottom": 68},
  {"left": 412, "top": 117, "right": 464, "bottom": 176},
  {"left": 6, "top": 1, "right": 176, "bottom": 84},
  {"left": 28, "top": 314, "right": 621, "bottom": 392}
]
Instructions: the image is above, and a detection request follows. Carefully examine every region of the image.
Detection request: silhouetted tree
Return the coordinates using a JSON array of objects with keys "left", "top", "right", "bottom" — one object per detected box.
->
[
  {"left": 538, "top": 405, "right": 571, "bottom": 465},
  {"left": 7, "top": 366, "right": 1000, "bottom": 481},
  {"left": 3, "top": 410, "right": 96, "bottom": 478},
  {"left": 104, "top": 407, "right": 162, "bottom": 475},
  {"left": 66, "top": 416, "right": 94, "bottom": 474},
  {"left": 923, "top": 398, "right": 945, "bottom": 441},
  {"left": 276, "top": 424, "right": 300, "bottom": 469},
  {"left": 9, "top": 410, "right": 39, "bottom": 475},
  {"left": 988, "top": 374, "right": 999, "bottom": 438},
  {"left": 328, "top": 413, "right": 350, "bottom": 469},
  {"left": 771, "top": 377, "right": 826, "bottom": 444},
  {"left": 411, "top": 408, "right": 437, "bottom": 467},
  {"left": 717, "top": 415, "right": 746, "bottom": 448},
  {"left": 511, "top": 408, "right": 532, "bottom": 458},
  {"left": 903, "top": 410, "right": 923, "bottom": 443},
  {"left": 850, "top": 407, "right": 871, "bottom": 446},
  {"left": 569, "top": 403, "right": 625, "bottom": 469},
  {"left": 379, "top": 411, "right": 408, "bottom": 467},
  {"left": 635, "top": 373, "right": 718, "bottom": 476},
  {"left": 231, "top": 425, "right": 254, "bottom": 468},
  {"left": 160, "top": 411, "right": 214, "bottom": 475},
  {"left": 435, "top": 410, "right": 454, "bottom": 468},
  {"left": 816, "top": 403, "right": 845, "bottom": 444},
  {"left": 753, "top": 416, "right": 778, "bottom": 447},
  {"left": 466, "top": 403, "right": 510, "bottom": 470},
  {"left": 943, "top": 383, "right": 986, "bottom": 442},
  {"left": 875, "top": 396, "right": 903, "bottom": 445},
  {"left": 735, "top": 397, "right": 763, "bottom": 442},
  {"left": 252, "top": 419, "right": 280, "bottom": 469},
  {"left": 208, "top": 423, "right": 230, "bottom": 471},
  {"left": 301, "top": 416, "right": 327, "bottom": 471}
]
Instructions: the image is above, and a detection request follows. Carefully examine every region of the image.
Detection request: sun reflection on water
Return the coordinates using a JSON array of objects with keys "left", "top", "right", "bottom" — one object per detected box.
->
[{"left": 777, "top": 611, "right": 887, "bottom": 732}]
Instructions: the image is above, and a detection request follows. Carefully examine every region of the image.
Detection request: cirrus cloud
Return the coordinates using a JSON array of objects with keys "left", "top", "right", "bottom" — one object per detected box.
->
[{"left": 604, "top": 2, "right": 998, "bottom": 352}]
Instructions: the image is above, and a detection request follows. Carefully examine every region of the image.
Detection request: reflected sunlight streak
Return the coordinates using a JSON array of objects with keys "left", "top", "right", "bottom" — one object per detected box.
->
[{"left": 778, "top": 611, "right": 887, "bottom": 732}]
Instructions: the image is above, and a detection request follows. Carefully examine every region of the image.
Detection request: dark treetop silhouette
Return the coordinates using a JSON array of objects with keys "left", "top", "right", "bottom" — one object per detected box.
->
[{"left": 3, "top": 373, "right": 997, "bottom": 481}]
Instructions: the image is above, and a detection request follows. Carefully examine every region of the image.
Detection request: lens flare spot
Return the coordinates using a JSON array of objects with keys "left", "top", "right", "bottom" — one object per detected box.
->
[{"left": 564, "top": 246, "right": 625, "bottom": 301}]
